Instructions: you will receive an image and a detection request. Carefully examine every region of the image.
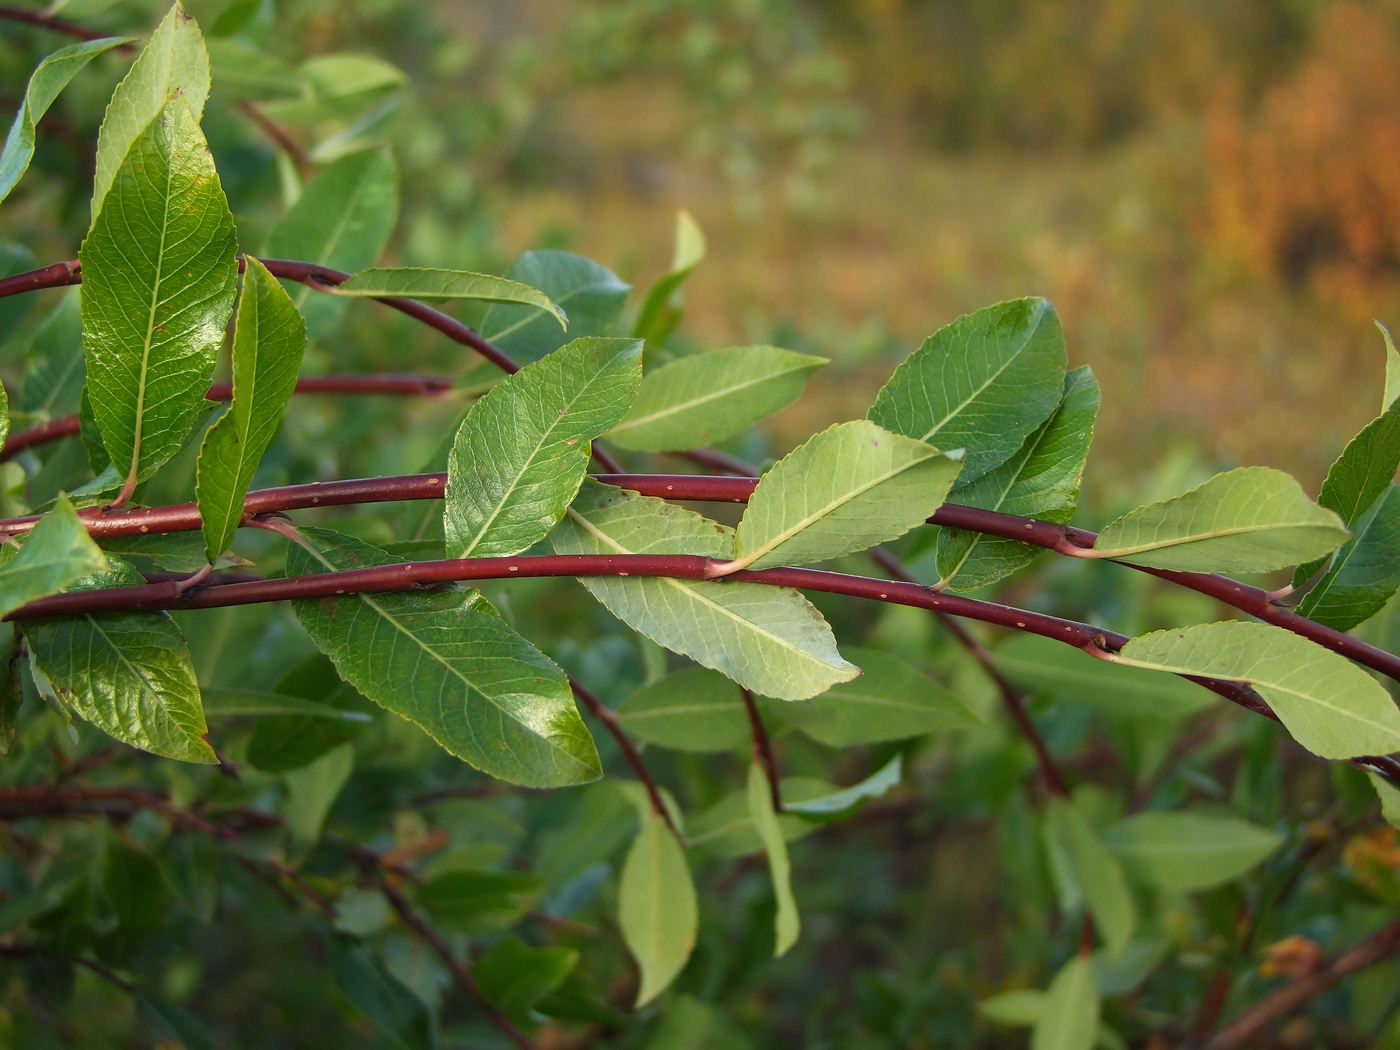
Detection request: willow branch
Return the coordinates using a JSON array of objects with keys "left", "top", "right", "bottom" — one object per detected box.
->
[
  {"left": 740, "top": 687, "right": 783, "bottom": 811},
  {"left": 236, "top": 100, "right": 312, "bottom": 179},
  {"left": 0, "top": 4, "right": 134, "bottom": 47}
]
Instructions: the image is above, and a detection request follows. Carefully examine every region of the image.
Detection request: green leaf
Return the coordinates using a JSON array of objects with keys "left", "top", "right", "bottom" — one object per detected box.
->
[
  {"left": 551, "top": 480, "right": 858, "bottom": 701},
  {"left": 0, "top": 496, "right": 108, "bottom": 618},
  {"left": 1369, "top": 771, "right": 1400, "bottom": 831},
  {"left": 287, "top": 528, "right": 601, "bottom": 787},
  {"left": 748, "top": 761, "right": 800, "bottom": 957},
  {"left": 246, "top": 656, "right": 372, "bottom": 773},
  {"left": 23, "top": 292, "right": 85, "bottom": 423},
  {"left": 722, "top": 420, "right": 963, "bottom": 572},
  {"left": 325, "top": 934, "right": 433, "bottom": 1050},
  {"left": 200, "top": 688, "right": 374, "bottom": 721},
  {"left": 937, "top": 366, "right": 1100, "bottom": 590},
  {"left": 615, "top": 668, "right": 749, "bottom": 752},
  {"left": 445, "top": 337, "right": 641, "bottom": 559},
  {"left": 0, "top": 243, "right": 34, "bottom": 344},
  {"left": 1116, "top": 621, "right": 1400, "bottom": 759},
  {"left": 687, "top": 776, "right": 831, "bottom": 856},
  {"left": 783, "top": 754, "right": 902, "bottom": 816},
  {"left": 416, "top": 870, "right": 541, "bottom": 934},
  {"left": 481, "top": 251, "right": 630, "bottom": 363},
  {"left": 265, "top": 148, "right": 398, "bottom": 336},
  {"left": 206, "top": 38, "right": 299, "bottom": 101},
  {"left": 608, "top": 345, "right": 827, "bottom": 452},
  {"left": 1381, "top": 322, "right": 1400, "bottom": 412},
  {"left": 0, "top": 623, "right": 20, "bottom": 756},
  {"left": 0, "top": 37, "right": 129, "bottom": 205},
  {"left": 867, "top": 297, "right": 1067, "bottom": 481},
  {"left": 22, "top": 558, "right": 215, "bottom": 764},
  {"left": 618, "top": 806, "right": 697, "bottom": 1008},
  {"left": 769, "top": 647, "right": 979, "bottom": 746},
  {"left": 282, "top": 741, "right": 353, "bottom": 845},
  {"left": 473, "top": 937, "right": 577, "bottom": 1020},
  {"left": 1031, "top": 956, "right": 1099, "bottom": 1050},
  {"left": 1295, "top": 485, "right": 1400, "bottom": 630},
  {"left": 99, "top": 532, "right": 248, "bottom": 574},
  {"left": 990, "top": 634, "right": 1214, "bottom": 720},
  {"left": 1089, "top": 467, "right": 1348, "bottom": 572},
  {"left": 81, "top": 94, "right": 239, "bottom": 496},
  {"left": 632, "top": 209, "right": 706, "bottom": 345},
  {"left": 196, "top": 257, "right": 306, "bottom": 564},
  {"left": 1316, "top": 398, "right": 1400, "bottom": 526},
  {"left": 91, "top": 3, "right": 210, "bottom": 219},
  {"left": 261, "top": 53, "right": 405, "bottom": 123},
  {"left": 978, "top": 989, "right": 1044, "bottom": 1025},
  {"left": 333, "top": 267, "right": 566, "bottom": 324},
  {"left": 1045, "top": 797, "right": 1136, "bottom": 957},
  {"left": 1100, "top": 811, "right": 1284, "bottom": 891}
]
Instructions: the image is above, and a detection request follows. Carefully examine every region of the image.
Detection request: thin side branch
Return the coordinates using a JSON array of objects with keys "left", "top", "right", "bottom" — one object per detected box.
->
[
  {"left": 0, "top": 4, "right": 135, "bottom": 47},
  {"left": 740, "top": 687, "right": 783, "bottom": 811},
  {"left": 236, "top": 100, "right": 312, "bottom": 179}
]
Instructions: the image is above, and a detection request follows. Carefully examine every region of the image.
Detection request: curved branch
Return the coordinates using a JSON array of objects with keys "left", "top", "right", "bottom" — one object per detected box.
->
[
  {"left": 568, "top": 677, "right": 680, "bottom": 837},
  {"left": 0, "top": 5, "right": 133, "bottom": 46}
]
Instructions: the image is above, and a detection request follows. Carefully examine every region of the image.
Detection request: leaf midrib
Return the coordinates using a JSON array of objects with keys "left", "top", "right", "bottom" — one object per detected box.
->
[
  {"left": 611, "top": 362, "right": 810, "bottom": 435},
  {"left": 1094, "top": 519, "right": 1341, "bottom": 559},
  {"left": 917, "top": 304, "right": 1046, "bottom": 444}
]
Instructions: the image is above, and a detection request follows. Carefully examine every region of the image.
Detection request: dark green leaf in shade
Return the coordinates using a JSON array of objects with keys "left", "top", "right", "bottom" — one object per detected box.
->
[
  {"left": 1295, "top": 485, "right": 1400, "bottom": 630},
  {"left": 0, "top": 243, "right": 35, "bottom": 346},
  {"left": 81, "top": 94, "right": 238, "bottom": 498},
  {"left": 23, "top": 292, "right": 85, "bottom": 423},
  {"left": 615, "top": 668, "right": 750, "bottom": 751},
  {"left": 1044, "top": 797, "right": 1136, "bottom": 957},
  {"left": 1030, "top": 955, "right": 1099, "bottom": 1050},
  {"left": 632, "top": 209, "right": 705, "bottom": 345},
  {"left": 0, "top": 623, "right": 20, "bottom": 756},
  {"left": 245, "top": 654, "right": 371, "bottom": 772},
  {"left": 201, "top": 687, "right": 374, "bottom": 721},
  {"left": 1100, "top": 811, "right": 1283, "bottom": 891},
  {"left": 99, "top": 532, "right": 249, "bottom": 574},
  {"left": 416, "top": 870, "right": 541, "bottom": 934},
  {"left": 0, "top": 37, "right": 129, "bottom": 205},
  {"left": 196, "top": 257, "right": 306, "bottom": 563},
  {"left": 265, "top": 148, "right": 398, "bottom": 335},
  {"left": 766, "top": 647, "right": 979, "bottom": 746},
  {"left": 867, "top": 297, "right": 1067, "bottom": 481},
  {"left": 481, "top": 251, "right": 630, "bottom": 363},
  {"left": 325, "top": 933, "right": 434, "bottom": 1050},
  {"left": 618, "top": 804, "right": 696, "bottom": 1007},
  {"left": 748, "top": 761, "right": 800, "bottom": 956},
  {"left": 282, "top": 742, "right": 353, "bottom": 845},
  {"left": 445, "top": 337, "right": 641, "bottom": 558},
  {"left": 137, "top": 996, "right": 215, "bottom": 1050},
  {"left": 1317, "top": 396, "right": 1400, "bottom": 525},
  {"left": 22, "top": 557, "right": 215, "bottom": 763},
  {"left": 0, "top": 496, "right": 108, "bottom": 618},
  {"left": 936, "top": 366, "right": 1099, "bottom": 590},
  {"left": 286, "top": 528, "right": 601, "bottom": 786},
  {"left": 473, "top": 937, "right": 577, "bottom": 1020}
]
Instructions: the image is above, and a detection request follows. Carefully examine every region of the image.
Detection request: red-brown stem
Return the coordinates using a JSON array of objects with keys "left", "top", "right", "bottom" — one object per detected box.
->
[
  {"left": 0, "top": 415, "right": 81, "bottom": 459},
  {"left": 567, "top": 676, "right": 680, "bottom": 838},
  {"left": 740, "top": 687, "right": 783, "bottom": 812},
  {"left": 1202, "top": 915, "right": 1400, "bottom": 1050},
  {"left": 0, "top": 4, "right": 134, "bottom": 46},
  {"left": 0, "top": 944, "right": 136, "bottom": 993},
  {"left": 236, "top": 100, "right": 312, "bottom": 179},
  {"left": 1191, "top": 968, "right": 1235, "bottom": 1045}
]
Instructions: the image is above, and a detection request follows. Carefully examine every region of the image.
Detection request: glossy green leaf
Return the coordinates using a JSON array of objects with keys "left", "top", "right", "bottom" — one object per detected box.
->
[
  {"left": 722, "top": 420, "right": 963, "bottom": 572},
  {"left": 618, "top": 805, "right": 697, "bottom": 1007},
  {"left": 615, "top": 668, "right": 749, "bottom": 752},
  {"left": 81, "top": 94, "right": 238, "bottom": 496},
  {"left": 770, "top": 647, "right": 979, "bottom": 746},
  {"left": 0, "top": 37, "right": 129, "bottom": 206},
  {"left": 474, "top": 937, "right": 577, "bottom": 1019},
  {"left": 23, "top": 292, "right": 85, "bottom": 423},
  {"left": 1296, "top": 485, "right": 1400, "bottom": 630},
  {"left": 1031, "top": 955, "right": 1099, "bottom": 1050},
  {"left": 282, "top": 742, "right": 353, "bottom": 845},
  {"left": 608, "top": 345, "right": 827, "bottom": 452},
  {"left": 551, "top": 480, "right": 858, "bottom": 701},
  {"left": 1045, "top": 797, "right": 1135, "bottom": 957},
  {"left": 200, "top": 688, "right": 373, "bottom": 721},
  {"left": 937, "top": 366, "right": 1099, "bottom": 590},
  {"left": 416, "top": 870, "right": 541, "bottom": 934},
  {"left": 91, "top": 3, "right": 210, "bottom": 218},
  {"left": 990, "top": 634, "right": 1214, "bottom": 720},
  {"left": 265, "top": 148, "right": 398, "bottom": 335},
  {"left": 1089, "top": 467, "right": 1348, "bottom": 572},
  {"left": 325, "top": 934, "right": 432, "bottom": 1050},
  {"left": 445, "top": 337, "right": 641, "bottom": 558},
  {"left": 22, "top": 558, "right": 214, "bottom": 764},
  {"left": 334, "top": 267, "right": 565, "bottom": 323},
  {"left": 1100, "top": 811, "right": 1284, "bottom": 891},
  {"left": 481, "top": 251, "right": 630, "bottom": 363},
  {"left": 632, "top": 209, "right": 706, "bottom": 345},
  {"left": 287, "top": 528, "right": 601, "bottom": 787},
  {"left": 0, "top": 496, "right": 108, "bottom": 618},
  {"left": 1116, "top": 621, "right": 1400, "bottom": 759},
  {"left": 748, "top": 761, "right": 800, "bottom": 956},
  {"left": 868, "top": 297, "right": 1067, "bottom": 481},
  {"left": 1381, "top": 322, "right": 1400, "bottom": 412},
  {"left": 196, "top": 258, "right": 306, "bottom": 564},
  {"left": 783, "top": 754, "right": 902, "bottom": 816}
]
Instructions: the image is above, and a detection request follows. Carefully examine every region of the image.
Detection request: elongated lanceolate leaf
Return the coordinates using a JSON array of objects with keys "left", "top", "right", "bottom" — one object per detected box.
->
[
  {"left": 196, "top": 258, "right": 305, "bottom": 563},
  {"left": 22, "top": 558, "right": 214, "bottom": 763},
  {"left": 937, "top": 366, "right": 1099, "bottom": 590},
  {"left": 286, "top": 528, "right": 601, "bottom": 786},
  {"left": 265, "top": 148, "right": 398, "bottom": 335},
  {"left": 334, "top": 267, "right": 565, "bottom": 324},
  {"left": 722, "top": 420, "right": 963, "bottom": 572},
  {"left": 0, "top": 497, "right": 107, "bottom": 618},
  {"left": 1381, "top": 322, "right": 1400, "bottom": 412},
  {"left": 1296, "top": 485, "right": 1400, "bottom": 630},
  {"left": 474, "top": 938, "right": 577, "bottom": 1020},
  {"left": 81, "top": 94, "right": 238, "bottom": 497},
  {"left": 551, "top": 481, "right": 858, "bottom": 701},
  {"left": 325, "top": 935, "right": 433, "bottom": 1050},
  {"left": 1369, "top": 772, "right": 1400, "bottom": 831},
  {"left": 1031, "top": 956, "right": 1099, "bottom": 1050},
  {"left": 91, "top": 3, "right": 209, "bottom": 219},
  {"left": 1100, "top": 812, "right": 1283, "bottom": 891},
  {"left": 632, "top": 209, "right": 705, "bottom": 345},
  {"left": 200, "top": 688, "right": 373, "bottom": 721},
  {"left": 615, "top": 668, "right": 750, "bottom": 752},
  {"left": 868, "top": 297, "right": 1067, "bottom": 481},
  {"left": 0, "top": 37, "right": 129, "bottom": 206},
  {"left": 1116, "top": 621, "right": 1400, "bottom": 759},
  {"left": 782, "top": 755, "right": 902, "bottom": 816},
  {"left": 1045, "top": 797, "right": 1135, "bottom": 957},
  {"left": 1089, "top": 467, "right": 1348, "bottom": 572},
  {"left": 619, "top": 806, "right": 696, "bottom": 1007},
  {"left": 23, "top": 292, "right": 85, "bottom": 423},
  {"left": 771, "top": 647, "right": 979, "bottom": 746},
  {"left": 445, "top": 338, "right": 641, "bottom": 559},
  {"left": 609, "top": 345, "right": 828, "bottom": 453},
  {"left": 481, "top": 251, "right": 629, "bottom": 363},
  {"left": 748, "top": 762, "right": 800, "bottom": 957},
  {"left": 688, "top": 777, "right": 831, "bottom": 856}
]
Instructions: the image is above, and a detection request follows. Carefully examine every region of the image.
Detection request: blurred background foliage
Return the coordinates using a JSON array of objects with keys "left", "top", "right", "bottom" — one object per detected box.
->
[{"left": 4, "top": 1, "right": 1400, "bottom": 1047}]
